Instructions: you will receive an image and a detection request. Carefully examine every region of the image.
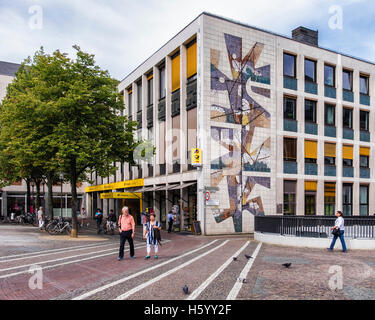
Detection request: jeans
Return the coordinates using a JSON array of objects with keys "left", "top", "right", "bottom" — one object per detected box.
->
[
  {"left": 119, "top": 230, "right": 135, "bottom": 258},
  {"left": 96, "top": 219, "right": 102, "bottom": 233},
  {"left": 330, "top": 230, "right": 347, "bottom": 252}
]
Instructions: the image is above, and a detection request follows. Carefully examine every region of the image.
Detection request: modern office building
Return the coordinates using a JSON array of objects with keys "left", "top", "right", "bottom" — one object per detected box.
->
[
  {"left": 86, "top": 12, "right": 375, "bottom": 235},
  {"left": 0, "top": 61, "right": 86, "bottom": 218}
]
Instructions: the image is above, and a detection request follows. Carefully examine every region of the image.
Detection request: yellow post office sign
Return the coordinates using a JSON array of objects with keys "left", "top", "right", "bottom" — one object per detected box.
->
[{"left": 191, "top": 148, "right": 202, "bottom": 166}]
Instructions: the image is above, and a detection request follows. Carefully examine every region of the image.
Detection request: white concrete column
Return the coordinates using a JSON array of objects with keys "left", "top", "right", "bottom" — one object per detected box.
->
[
  {"left": 165, "top": 56, "right": 173, "bottom": 174},
  {"left": 180, "top": 44, "right": 188, "bottom": 170},
  {"left": 317, "top": 179, "right": 324, "bottom": 216},
  {"left": 154, "top": 65, "right": 161, "bottom": 176}
]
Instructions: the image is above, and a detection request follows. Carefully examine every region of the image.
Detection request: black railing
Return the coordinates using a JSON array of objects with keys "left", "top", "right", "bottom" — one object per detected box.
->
[{"left": 255, "top": 215, "right": 375, "bottom": 239}]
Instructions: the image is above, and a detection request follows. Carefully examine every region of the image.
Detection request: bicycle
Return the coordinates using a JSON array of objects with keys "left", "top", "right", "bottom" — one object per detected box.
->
[{"left": 46, "top": 217, "right": 72, "bottom": 235}]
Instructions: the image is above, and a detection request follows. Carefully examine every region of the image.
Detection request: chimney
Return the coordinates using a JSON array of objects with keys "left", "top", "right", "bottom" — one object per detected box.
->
[{"left": 292, "top": 27, "right": 319, "bottom": 46}]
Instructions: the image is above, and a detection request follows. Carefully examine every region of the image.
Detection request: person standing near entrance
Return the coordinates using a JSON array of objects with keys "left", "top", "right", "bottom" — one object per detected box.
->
[
  {"left": 80, "top": 207, "right": 88, "bottom": 227},
  {"left": 144, "top": 213, "right": 161, "bottom": 260},
  {"left": 167, "top": 211, "right": 175, "bottom": 233},
  {"left": 118, "top": 206, "right": 135, "bottom": 261},
  {"left": 37, "top": 207, "right": 44, "bottom": 230},
  {"left": 328, "top": 211, "right": 347, "bottom": 253},
  {"left": 95, "top": 209, "right": 103, "bottom": 234}
]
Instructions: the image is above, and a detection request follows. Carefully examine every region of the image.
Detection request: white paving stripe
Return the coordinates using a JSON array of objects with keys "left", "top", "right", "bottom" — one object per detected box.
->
[
  {"left": 72, "top": 240, "right": 219, "bottom": 300},
  {"left": 187, "top": 241, "right": 251, "bottom": 300},
  {"left": 226, "top": 242, "right": 262, "bottom": 301},
  {"left": 0, "top": 242, "right": 116, "bottom": 260},
  {"left": 0, "top": 242, "right": 117, "bottom": 263},
  {"left": 114, "top": 240, "right": 230, "bottom": 300},
  {"left": 0, "top": 243, "right": 149, "bottom": 279}
]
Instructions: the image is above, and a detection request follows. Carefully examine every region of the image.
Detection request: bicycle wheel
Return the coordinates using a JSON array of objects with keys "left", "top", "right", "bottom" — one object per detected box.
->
[
  {"left": 65, "top": 225, "right": 72, "bottom": 235},
  {"left": 47, "top": 224, "right": 58, "bottom": 235}
]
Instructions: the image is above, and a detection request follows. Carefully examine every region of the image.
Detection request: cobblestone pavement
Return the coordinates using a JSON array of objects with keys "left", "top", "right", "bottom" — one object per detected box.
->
[{"left": 0, "top": 224, "right": 374, "bottom": 300}]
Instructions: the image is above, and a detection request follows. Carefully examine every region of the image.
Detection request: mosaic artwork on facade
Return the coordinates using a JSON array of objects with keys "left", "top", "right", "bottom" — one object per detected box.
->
[{"left": 210, "top": 33, "right": 272, "bottom": 232}]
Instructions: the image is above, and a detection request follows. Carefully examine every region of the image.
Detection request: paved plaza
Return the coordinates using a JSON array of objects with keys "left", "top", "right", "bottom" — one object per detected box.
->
[{"left": 0, "top": 225, "right": 374, "bottom": 300}]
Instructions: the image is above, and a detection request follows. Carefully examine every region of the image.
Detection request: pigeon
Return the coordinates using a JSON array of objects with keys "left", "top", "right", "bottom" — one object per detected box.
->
[
  {"left": 245, "top": 254, "right": 253, "bottom": 260},
  {"left": 183, "top": 285, "right": 189, "bottom": 294},
  {"left": 282, "top": 263, "right": 292, "bottom": 268},
  {"left": 233, "top": 257, "right": 238, "bottom": 261},
  {"left": 238, "top": 278, "right": 247, "bottom": 283}
]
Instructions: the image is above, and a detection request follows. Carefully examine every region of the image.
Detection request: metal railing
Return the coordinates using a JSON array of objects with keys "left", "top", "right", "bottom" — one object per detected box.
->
[{"left": 255, "top": 215, "right": 375, "bottom": 239}]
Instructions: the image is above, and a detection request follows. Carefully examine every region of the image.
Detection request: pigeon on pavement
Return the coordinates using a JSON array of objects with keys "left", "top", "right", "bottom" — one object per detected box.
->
[
  {"left": 183, "top": 285, "right": 189, "bottom": 294},
  {"left": 233, "top": 257, "right": 238, "bottom": 261},
  {"left": 245, "top": 255, "right": 253, "bottom": 260},
  {"left": 282, "top": 263, "right": 292, "bottom": 268},
  {"left": 238, "top": 278, "right": 247, "bottom": 283}
]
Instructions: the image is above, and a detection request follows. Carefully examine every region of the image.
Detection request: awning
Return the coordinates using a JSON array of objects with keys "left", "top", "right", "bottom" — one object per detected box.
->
[
  {"left": 156, "top": 184, "right": 179, "bottom": 191},
  {"left": 169, "top": 181, "right": 197, "bottom": 190},
  {"left": 133, "top": 186, "right": 155, "bottom": 193}
]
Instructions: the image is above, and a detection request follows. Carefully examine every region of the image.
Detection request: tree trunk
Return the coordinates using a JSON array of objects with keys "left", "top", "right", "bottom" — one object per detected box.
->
[
  {"left": 46, "top": 175, "right": 54, "bottom": 219},
  {"left": 70, "top": 158, "right": 79, "bottom": 238},
  {"left": 26, "top": 179, "right": 31, "bottom": 214},
  {"left": 36, "top": 180, "right": 41, "bottom": 213}
]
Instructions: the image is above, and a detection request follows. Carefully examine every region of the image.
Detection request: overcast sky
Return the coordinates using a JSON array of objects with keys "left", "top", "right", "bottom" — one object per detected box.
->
[{"left": 1, "top": 0, "right": 374, "bottom": 80}]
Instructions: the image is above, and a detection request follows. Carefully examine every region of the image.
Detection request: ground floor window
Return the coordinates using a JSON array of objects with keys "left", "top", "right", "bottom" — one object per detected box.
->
[
  {"left": 305, "top": 181, "right": 317, "bottom": 216},
  {"left": 324, "top": 183, "right": 336, "bottom": 216},
  {"left": 342, "top": 184, "right": 353, "bottom": 216},
  {"left": 283, "top": 180, "right": 296, "bottom": 215},
  {"left": 360, "top": 185, "right": 369, "bottom": 216}
]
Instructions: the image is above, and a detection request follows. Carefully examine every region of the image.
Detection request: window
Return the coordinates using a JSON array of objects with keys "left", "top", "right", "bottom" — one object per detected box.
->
[
  {"left": 305, "top": 181, "right": 317, "bottom": 216},
  {"left": 324, "top": 183, "right": 336, "bottom": 216},
  {"left": 325, "top": 104, "right": 335, "bottom": 126},
  {"left": 360, "top": 147, "right": 370, "bottom": 168},
  {"left": 343, "top": 108, "right": 353, "bottom": 129},
  {"left": 137, "top": 82, "right": 142, "bottom": 111},
  {"left": 342, "top": 184, "right": 353, "bottom": 216},
  {"left": 360, "top": 185, "right": 369, "bottom": 216},
  {"left": 343, "top": 145, "right": 353, "bottom": 167},
  {"left": 305, "top": 59, "right": 316, "bottom": 82},
  {"left": 305, "top": 140, "right": 317, "bottom": 164},
  {"left": 284, "top": 138, "right": 297, "bottom": 162},
  {"left": 147, "top": 75, "right": 153, "bottom": 106},
  {"left": 171, "top": 53, "right": 180, "bottom": 92},
  {"left": 325, "top": 143, "right": 336, "bottom": 165},
  {"left": 128, "top": 89, "right": 133, "bottom": 116},
  {"left": 284, "top": 97, "right": 296, "bottom": 120},
  {"left": 305, "top": 100, "right": 316, "bottom": 123},
  {"left": 324, "top": 64, "right": 335, "bottom": 87},
  {"left": 284, "top": 180, "right": 296, "bottom": 215},
  {"left": 284, "top": 53, "right": 296, "bottom": 78},
  {"left": 360, "top": 75, "right": 369, "bottom": 95},
  {"left": 360, "top": 110, "right": 369, "bottom": 131},
  {"left": 159, "top": 66, "right": 166, "bottom": 99},
  {"left": 343, "top": 69, "right": 353, "bottom": 91},
  {"left": 186, "top": 40, "right": 197, "bottom": 80}
]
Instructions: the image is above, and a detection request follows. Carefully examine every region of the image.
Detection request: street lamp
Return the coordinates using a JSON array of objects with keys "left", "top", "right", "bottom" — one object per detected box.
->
[{"left": 59, "top": 173, "right": 64, "bottom": 218}]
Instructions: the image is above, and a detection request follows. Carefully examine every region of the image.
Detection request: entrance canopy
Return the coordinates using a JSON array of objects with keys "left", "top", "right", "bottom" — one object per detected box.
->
[{"left": 100, "top": 192, "right": 142, "bottom": 199}]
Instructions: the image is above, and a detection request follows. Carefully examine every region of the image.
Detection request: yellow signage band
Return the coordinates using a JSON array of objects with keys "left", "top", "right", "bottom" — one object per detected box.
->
[{"left": 85, "top": 179, "right": 144, "bottom": 193}]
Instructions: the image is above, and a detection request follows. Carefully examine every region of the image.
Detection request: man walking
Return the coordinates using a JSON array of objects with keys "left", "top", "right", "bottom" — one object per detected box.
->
[
  {"left": 118, "top": 206, "right": 135, "bottom": 261},
  {"left": 167, "top": 210, "right": 174, "bottom": 233}
]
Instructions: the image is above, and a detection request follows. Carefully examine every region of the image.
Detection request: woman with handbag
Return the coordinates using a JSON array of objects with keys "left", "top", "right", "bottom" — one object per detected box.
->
[
  {"left": 143, "top": 213, "right": 162, "bottom": 260},
  {"left": 328, "top": 211, "right": 347, "bottom": 253}
]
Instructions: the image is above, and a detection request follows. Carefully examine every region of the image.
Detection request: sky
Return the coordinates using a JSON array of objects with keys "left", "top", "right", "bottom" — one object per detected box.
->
[{"left": 1, "top": 0, "right": 375, "bottom": 80}]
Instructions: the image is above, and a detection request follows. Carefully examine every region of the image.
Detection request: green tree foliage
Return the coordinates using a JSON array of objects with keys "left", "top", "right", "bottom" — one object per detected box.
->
[{"left": 0, "top": 46, "right": 138, "bottom": 236}]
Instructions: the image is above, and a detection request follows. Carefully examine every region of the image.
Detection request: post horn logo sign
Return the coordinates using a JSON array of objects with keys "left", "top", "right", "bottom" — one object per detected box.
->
[{"left": 191, "top": 148, "right": 202, "bottom": 166}]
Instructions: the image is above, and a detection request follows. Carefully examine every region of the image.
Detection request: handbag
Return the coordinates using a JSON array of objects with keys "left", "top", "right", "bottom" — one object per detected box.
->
[{"left": 332, "top": 228, "right": 341, "bottom": 237}]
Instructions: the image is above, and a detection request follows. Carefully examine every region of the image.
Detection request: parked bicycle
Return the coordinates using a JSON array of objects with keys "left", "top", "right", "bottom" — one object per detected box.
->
[{"left": 46, "top": 217, "right": 72, "bottom": 235}]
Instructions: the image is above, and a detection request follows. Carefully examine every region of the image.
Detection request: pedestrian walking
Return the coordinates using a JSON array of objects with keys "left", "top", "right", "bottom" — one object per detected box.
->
[
  {"left": 167, "top": 210, "right": 175, "bottom": 233},
  {"left": 143, "top": 213, "right": 162, "bottom": 260},
  {"left": 327, "top": 211, "right": 347, "bottom": 253},
  {"left": 118, "top": 206, "right": 135, "bottom": 261},
  {"left": 80, "top": 207, "right": 88, "bottom": 227},
  {"left": 95, "top": 209, "right": 103, "bottom": 234},
  {"left": 37, "top": 207, "right": 44, "bottom": 229}
]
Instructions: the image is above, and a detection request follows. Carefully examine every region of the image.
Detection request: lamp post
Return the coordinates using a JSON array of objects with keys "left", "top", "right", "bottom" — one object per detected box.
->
[{"left": 59, "top": 173, "right": 64, "bottom": 218}]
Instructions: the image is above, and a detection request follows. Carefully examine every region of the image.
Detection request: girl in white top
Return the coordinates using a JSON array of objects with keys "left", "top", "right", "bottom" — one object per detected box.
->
[{"left": 328, "top": 211, "right": 347, "bottom": 252}]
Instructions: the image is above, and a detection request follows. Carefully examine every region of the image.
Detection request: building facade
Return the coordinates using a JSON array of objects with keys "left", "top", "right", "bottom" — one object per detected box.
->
[
  {"left": 86, "top": 12, "right": 375, "bottom": 235},
  {"left": 0, "top": 61, "right": 86, "bottom": 218}
]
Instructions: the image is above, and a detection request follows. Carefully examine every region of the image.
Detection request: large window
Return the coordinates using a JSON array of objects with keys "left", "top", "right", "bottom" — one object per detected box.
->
[
  {"left": 284, "top": 180, "right": 296, "bottom": 215},
  {"left": 343, "top": 108, "right": 353, "bottom": 129},
  {"left": 159, "top": 66, "right": 166, "bottom": 99},
  {"left": 128, "top": 89, "right": 133, "bottom": 116},
  {"left": 360, "top": 110, "right": 369, "bottom": 131},
  {"left": 305, "top": 181, "right": 317, "bottom": 216},
  {"left": 284, "top": 53, "right": 296, "bottom": 78},
  {"left": 324, "top": 64, "right": 335, "bottom": 87},
  {"left": 360, "top": 75, "right": 369, "bottom": 95},
  {"left": 342, "top": 184, "right": 353, "bottom": 216},
  {"left": 325, "top": 143, "right": 336, "bottom": 165},
  {"left": 343, "top": 69, "right": 353, "bottom": 91},
  {"left": 343, "top": 145, "right": 353, "bottom": 167},
  {"left": 360, "top": 147, "right": 370, "bottom": 168},
  {"left": 305, "top": 140, "right": 317, "bottom": 164},
  {"left": 284, "top": 97, "right": 296, "bottom": 120},
  {"left": 324, "top": 183, "right": 336, "bottom": 216},
  {"left": 325, "top": 104, "right": 336, "bottom": 126},
  {"left": 305, "top": 100, "right": 316, "bottom": 123},
  {"left": 360, "top": 185, "right": 369, "bottom": 216},
  {"left": 137, "top": 82, "right": 142, "bottom": 111},
  {"left": 147, "top": 75, "right": 153, "bottom": 106},
  {"left": 305, "top": 59, "right": 316, "bottom": 82},
  {"left": 284, "top": 138, "right": 297, "bottom": 162}
]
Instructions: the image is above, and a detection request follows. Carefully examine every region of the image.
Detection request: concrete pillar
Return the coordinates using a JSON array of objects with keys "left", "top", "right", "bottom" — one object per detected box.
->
[
  {"left": 166, "top": 55, "right": 173, "bottom": 174},
  {"left": 317, "top": 179, "right": 324, "bottom": 216},
  {"left": 2, "top": 191, "right": 7, "bottom": 218}
]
